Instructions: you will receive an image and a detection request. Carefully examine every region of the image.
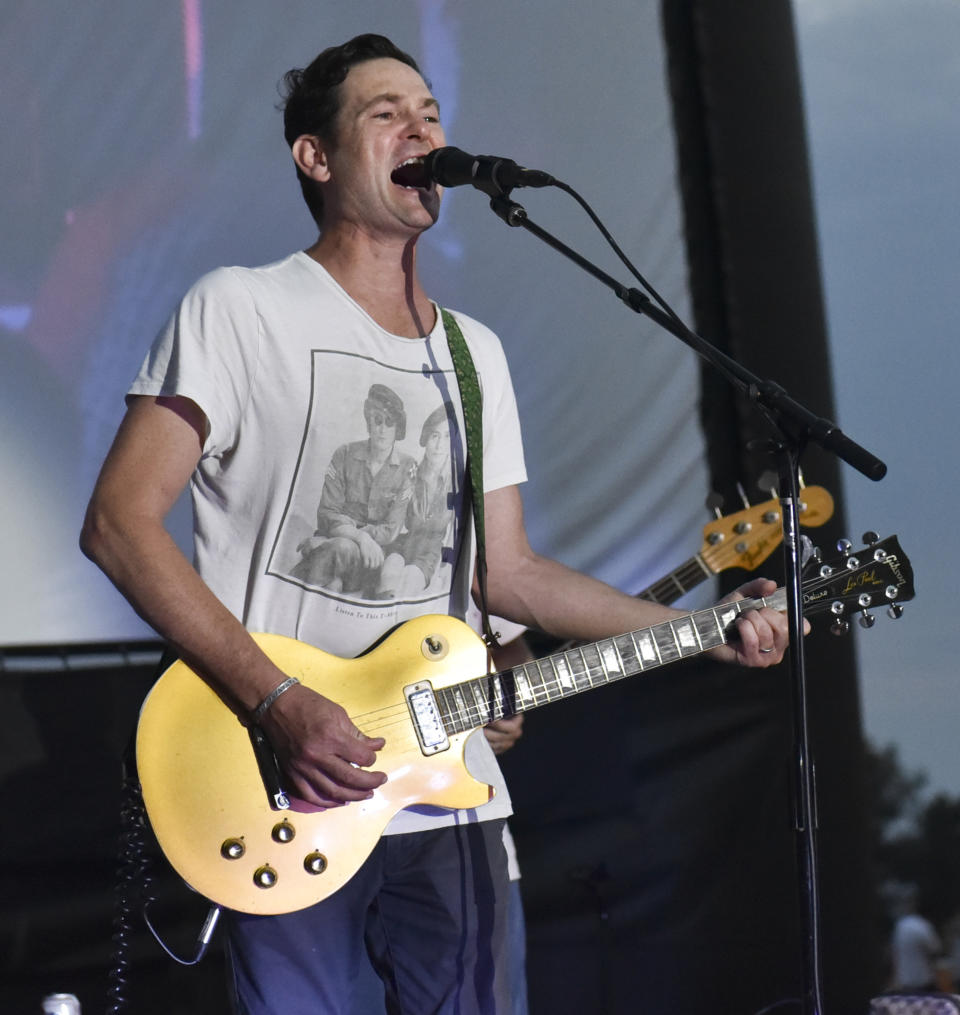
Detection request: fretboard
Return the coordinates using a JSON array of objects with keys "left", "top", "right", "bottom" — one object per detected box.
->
[
  {"left": 437, "top": 591, "right": 782, "bottom": 736},
  {"left": 637, "top": 555, "right": 713, "bottom": 605}
]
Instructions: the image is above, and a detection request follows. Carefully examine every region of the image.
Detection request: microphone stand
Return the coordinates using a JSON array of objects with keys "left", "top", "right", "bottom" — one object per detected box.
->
[{"left": 485, "top": 190, "right": 886, "bottom": 1015}]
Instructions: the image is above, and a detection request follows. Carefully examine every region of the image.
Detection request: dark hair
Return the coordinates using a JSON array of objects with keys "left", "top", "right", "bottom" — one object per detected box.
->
[{"left": 280, "top": 34, "right": 421, "bottom": 227}]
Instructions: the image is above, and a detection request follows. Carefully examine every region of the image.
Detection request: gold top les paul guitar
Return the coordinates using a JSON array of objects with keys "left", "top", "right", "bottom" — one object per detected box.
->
[{"left": 136, "top": 532, "right": 912, "bottom": 916}]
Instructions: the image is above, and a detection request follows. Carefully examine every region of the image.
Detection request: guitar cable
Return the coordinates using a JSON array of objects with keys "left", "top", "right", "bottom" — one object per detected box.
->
[
  {"left": 106, "top": 743, "right": 158, "bottom": 1014},
  {"left": 107, "top": 683, "right": 224, "bottom": 1012}
]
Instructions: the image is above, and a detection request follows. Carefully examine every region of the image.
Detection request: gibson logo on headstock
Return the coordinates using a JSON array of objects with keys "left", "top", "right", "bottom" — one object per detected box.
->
[{"left": 883, "top": 553, "right": 907, "bottom": 588}]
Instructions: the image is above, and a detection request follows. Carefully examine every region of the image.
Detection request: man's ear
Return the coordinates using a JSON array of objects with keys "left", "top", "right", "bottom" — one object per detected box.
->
[{"left": 291, "top": 135, "right": 331, "bottom": 183}]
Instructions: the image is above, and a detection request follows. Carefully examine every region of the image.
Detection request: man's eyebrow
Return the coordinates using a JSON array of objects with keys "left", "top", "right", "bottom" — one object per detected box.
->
[{"left": 358, "top": 92, "right": 441, "bottom": 115}]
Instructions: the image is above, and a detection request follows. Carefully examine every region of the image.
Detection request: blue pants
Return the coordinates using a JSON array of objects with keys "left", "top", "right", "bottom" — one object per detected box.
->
[{"left": 226, "top": 819, "right": 510, "bottom": 1015}]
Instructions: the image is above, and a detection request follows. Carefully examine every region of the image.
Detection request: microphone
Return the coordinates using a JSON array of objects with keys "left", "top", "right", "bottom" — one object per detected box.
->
[{"left": 392, "top": 147, "right": 554, "bottom": 194}]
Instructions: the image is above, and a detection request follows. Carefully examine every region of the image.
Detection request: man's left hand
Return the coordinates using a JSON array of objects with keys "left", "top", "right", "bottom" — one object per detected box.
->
[
  {"left": 484, "top": 714, "right": 524, "bottom": 755},
  {"left": 711, "top": 577, "right": 804, "bottom": 668}
]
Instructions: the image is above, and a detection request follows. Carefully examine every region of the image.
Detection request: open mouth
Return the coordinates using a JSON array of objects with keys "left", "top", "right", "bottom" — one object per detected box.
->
[{"left": 391, "top": 156, "right": 429, "bottom": 190}]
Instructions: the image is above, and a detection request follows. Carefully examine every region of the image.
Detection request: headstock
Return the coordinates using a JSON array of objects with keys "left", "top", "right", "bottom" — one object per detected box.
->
[
  {"left": 800, "top": 533, "right": 914, "bottom": 634},
  {"left": 700, "top": 486, "right": 834, "bottom": 575}
]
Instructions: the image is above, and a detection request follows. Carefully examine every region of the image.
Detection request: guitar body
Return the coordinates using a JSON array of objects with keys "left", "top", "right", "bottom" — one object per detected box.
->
[{"left": 136, "top": 615, "right": 492, "bottom": 915}]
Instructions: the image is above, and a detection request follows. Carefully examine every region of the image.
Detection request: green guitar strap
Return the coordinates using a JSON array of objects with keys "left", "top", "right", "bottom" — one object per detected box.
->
[{"left": 441, "top": 307, "right": 499, "bottom": 648}]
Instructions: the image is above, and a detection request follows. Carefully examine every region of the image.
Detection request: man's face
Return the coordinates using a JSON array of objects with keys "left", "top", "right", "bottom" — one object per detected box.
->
[{"left": 323, "top": 58, "right": 446, "bottom": 237}]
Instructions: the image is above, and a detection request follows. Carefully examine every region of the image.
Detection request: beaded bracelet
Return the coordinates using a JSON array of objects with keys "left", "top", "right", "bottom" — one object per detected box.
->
[{"left": 251, "top": 676, "right": 300, "bottom": 723}]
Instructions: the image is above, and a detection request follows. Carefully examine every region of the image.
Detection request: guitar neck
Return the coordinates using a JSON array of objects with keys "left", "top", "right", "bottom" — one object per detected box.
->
[
  {"left": 637, "top": 555, "right": 713, "bottom": 605},
  {"left": 437, "top": 591, "right": 785, "bottom": 736}
]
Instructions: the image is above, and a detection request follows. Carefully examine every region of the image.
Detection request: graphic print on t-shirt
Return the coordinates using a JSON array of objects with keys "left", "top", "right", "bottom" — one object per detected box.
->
[{"left": 268, "top": 349, "right": 465, "bottom": 608}]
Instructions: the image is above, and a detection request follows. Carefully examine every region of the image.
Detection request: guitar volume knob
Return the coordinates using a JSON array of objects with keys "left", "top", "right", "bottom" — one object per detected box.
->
[
  {"left": 272, "top": 820, "right": 296, "bottom": 843},
  {"left": 304, "top": 851, "right": 328, "bottom": 875},
  {"left": 253, "top": 865, "right": 278, "bottom": 889},
  {"left": 221, "top": 838, "right": 245, "bottom": 860}
]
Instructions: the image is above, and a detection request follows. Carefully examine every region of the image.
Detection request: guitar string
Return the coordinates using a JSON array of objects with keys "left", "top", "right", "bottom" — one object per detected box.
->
[{"left": 343, "top": 552, "right": 887, "bottom": 737}]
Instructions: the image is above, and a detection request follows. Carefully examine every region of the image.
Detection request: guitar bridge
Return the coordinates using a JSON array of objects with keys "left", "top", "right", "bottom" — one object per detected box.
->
[{"left": 404, "top": 681, "right": 450, "bottom": 756}]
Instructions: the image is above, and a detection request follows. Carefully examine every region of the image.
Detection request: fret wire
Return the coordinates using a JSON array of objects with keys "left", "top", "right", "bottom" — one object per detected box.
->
[
  {"left": 555, "top": 652, "right": 575, "bottom": 696},
  {"left": 533, "top": 656, "right": 553, "bottom": 700},
  {"left": 674, "top": 563, "right": 703, "bottom": 590},
  {"left": 493, "top": 673, "right": 506, "bottom": 720},
  {"left": 496, "top": 669, "right": 515, "bottom": 717},
  {"left": 436, "top": 686, "right": 456, "bottom": 733},
  {"left": 652, "top": 622, "right": 677, "bottom": 663},
  {"left": 577, "top": 644, "right": 596, "bottom": 690},
  {"left": 516, "top": 663, "right": 539, "bottom": 711},
  {"left": 690, "top": 555, "right": 713, "bottom": 580},
  {"left": 593, "top": 640, "right": 611, "bottom": 687},
  {"left": 484, "top": 674, "right": 502, "bottom": 722},
  {"left": 476, "top": 676, "right": 495, "bottom": 723},
  {"left": 466, "top": 680, "right": 484, "bottom": 724},
  {"left": 689, "top": 614, "right": 704, "bottom": 652},
  {"left": 628, "top": 630, "right": 647, "bottom": 670},
  {"left": 593, "top": 642, "right": 610, "bottom": 686},
  {"left": 607, "top": 637, "right": 626, "bottom": 682},
  {"left": 485, "top": 674, "right": 502, "bottom": 722},
  {"left": 669, "top": 620, "right": 682, "bottom": 657},
  {"left": 648, "top": 627, "right": 664, "bottom": 665},
  {"left": 551, "top": 650, "right": 572, "bottom": 695},
  {"left": 526, "top": 658, "right": 550, "bottom": 704},
  {"left": 693, "top": 609, "right": 721, "bottom": 649},
  {"left": 443, "top": 686, "right": 463, "bottom": 734},
  {"left": 445, "top": 685, "right": 467, "bottom": 733}
]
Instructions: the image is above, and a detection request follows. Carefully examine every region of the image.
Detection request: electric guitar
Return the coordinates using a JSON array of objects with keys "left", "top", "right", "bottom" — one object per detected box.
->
[
  {"left": 136, "top": 534, "right": 912, "bottom": 916},
  {"left": 638, "top": 486, "right": 834, "bottom": 604}
]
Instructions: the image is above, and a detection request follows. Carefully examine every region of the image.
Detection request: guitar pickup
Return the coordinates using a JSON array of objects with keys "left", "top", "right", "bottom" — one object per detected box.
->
[{"left": 404, "top": 681, "right": 450, "bottom": 756}]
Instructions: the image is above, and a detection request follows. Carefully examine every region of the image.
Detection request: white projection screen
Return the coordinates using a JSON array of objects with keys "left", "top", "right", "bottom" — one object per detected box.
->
[{"left": 1, "top": 0, "right": 708, "bottom": 647}]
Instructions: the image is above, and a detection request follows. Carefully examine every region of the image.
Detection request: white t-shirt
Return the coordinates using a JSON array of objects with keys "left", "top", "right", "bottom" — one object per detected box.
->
[{"left": 131, "top": 251, "right": 527, "bottom": 834}]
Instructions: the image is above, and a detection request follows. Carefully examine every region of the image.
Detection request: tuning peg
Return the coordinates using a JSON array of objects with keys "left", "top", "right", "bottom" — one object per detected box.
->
[
  {"left": 706, "top": 492, "right": 724, "bottom": 520},
  {"left": 831, "top": 619, "right": 850, "bottom": 636},
  {"left": 887, "top": 603, "right": 904, "bottom": 620},
  {"left": 862, "top": 530, "right": 879, "bottom": 547},
  {"left": 836, "top": 538, "right": 853, "bottom": 556},
  {"left": 757, "top": 470, "right": 779, "bottom": 498},
  {"left": 858, "top": 610, "right": 876, "bottom": 629}
]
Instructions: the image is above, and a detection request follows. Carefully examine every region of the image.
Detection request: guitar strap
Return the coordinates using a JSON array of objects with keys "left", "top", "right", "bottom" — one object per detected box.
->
[{"left": 441, "top": 307, "right": 499, "bottom": 649}]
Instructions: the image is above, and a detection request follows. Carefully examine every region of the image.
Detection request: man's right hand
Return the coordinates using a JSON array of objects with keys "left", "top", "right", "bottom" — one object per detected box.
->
[{"left": 260, "top": 682, "right": 386, "bottom": 809}]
